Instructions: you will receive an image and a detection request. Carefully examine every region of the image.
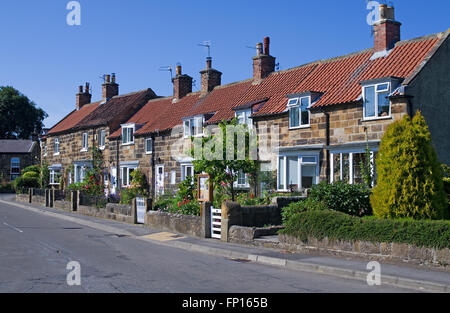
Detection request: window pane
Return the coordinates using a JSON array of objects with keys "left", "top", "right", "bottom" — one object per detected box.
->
[
  {"left": 301, "top": 164, "right": 316, "bottom": 189},
  {"left": 364, "top": 86, "right": 376, "bottom": 118},
  {"left": 287, "top": 157, "right": 299, "bottom": 190},
  {"left": 377, "top": 91, "right": 390, "bottom": 117},
  {"left": 190, "top": 119, "right": 195, "bottom": 136},
  {"left": 353, "top": 153, "right": 365, "bottom": 184},
  {"left": 342, "top": 153, "right": 350, "bottom": 182},
  {"left": 186, "top": 166, "right": 193, "bottom": 178},
  {"left": 129, "top": 128, "right": 134, "bottom": 142},
  {"left": 333, "top": 154, "right": 341, "bottom": 182},
  {"left": 300, "top": 98, "right": 310, "bottom": 125},
  {"left": 278, "top": 158, "right": 285, "bottom": 190},
  {"left": 288, "top": 98, "right": 298, "bottom": 106},
  {"left": 146, "top": 139, "right": 152, "bottom": 152},
  {"left": 302, "top": 156, "right": 316, "bottom": 163},
  {"left": 184, "top": 121, "right": 190, "bottom": 136},
  {"left": 377, "top": 83, "right": 389, "bottom": 92},
  {"left": 289, "top": 107, "right": 299, "bottom": 127}
]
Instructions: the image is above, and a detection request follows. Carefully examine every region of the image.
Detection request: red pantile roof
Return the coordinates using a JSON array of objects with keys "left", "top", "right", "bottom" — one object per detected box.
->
[
  {"left": 47, "top": 101, "right": 101, "bottom": 135},
  {"left": 77, "top": 89, "right": 156, "bottom": 129},
  {"left": 86, "top": 31, "right": 450, "bottom": 139}
]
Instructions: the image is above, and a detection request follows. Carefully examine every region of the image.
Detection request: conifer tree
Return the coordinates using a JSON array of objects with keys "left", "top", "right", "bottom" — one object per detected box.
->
[{"left": 371, "top": 111, "right": 447, "bottom": 220}]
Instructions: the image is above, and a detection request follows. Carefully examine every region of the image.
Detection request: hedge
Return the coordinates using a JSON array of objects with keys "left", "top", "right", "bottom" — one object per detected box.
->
[{"left": 280, "top": 210, "right": 450, "bottom": 250}]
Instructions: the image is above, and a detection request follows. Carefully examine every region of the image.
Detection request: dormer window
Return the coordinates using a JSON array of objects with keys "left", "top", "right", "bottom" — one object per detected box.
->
[
  {"left": 288, "top": 96, "right": 310, "bottom": 129},
  {"left": 235, "top": 109, "right": 253, "bottom": 129},
  {"left": 362, "top": 81, "right": 392, "bottom": 120},
  {"left": 122, "top": 124, "right": 135, "bottom": 145},
  {"left": 183, "top": 116, "right": 204, "bottom": 138}
]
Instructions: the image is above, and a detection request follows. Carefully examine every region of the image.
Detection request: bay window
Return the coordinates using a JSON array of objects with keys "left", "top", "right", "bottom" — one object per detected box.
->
[
  {"left": 277, "top": 154, "right": 319, "bottom": 191},
  {"left": 330, "top": 149, "right": 378, "bottom": 186}
]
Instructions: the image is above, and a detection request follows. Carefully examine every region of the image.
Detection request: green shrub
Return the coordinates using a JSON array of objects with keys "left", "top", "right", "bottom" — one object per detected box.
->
[
  {"left": 22, "top": 171, "right": 39, "bottom": 179},
  {"left": 281, "top": 209, "right": 450, "bottom": 249},
  {"left": 22, "top": 165, "right": 40, "bottom": 175},
  {"left": 14, "top": 176, "right": 39, "bottom": 191},
  {"left": 371, "top": 112, "right": 447, "bottom": 220},
  {"left": 0, "top": 183, "right": 14, "bottom": 193},
  {"left": 153, "top": 195, "right": 175, "bottom": 211},
  {"left": 281, "top": 198, "right": 328, "bottom": 223},
  {"left": 308, "top": 181, "right": 372, "bottom": 217}
]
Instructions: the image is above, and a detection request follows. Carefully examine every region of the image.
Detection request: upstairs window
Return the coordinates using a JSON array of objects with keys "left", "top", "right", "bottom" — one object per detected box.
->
[
  {"left": 288, "top": 97, "right": 310, "bottom": 128},
  {"left": 145, "top": 138, "right": 153, "bottom": 154},
  {"left": 122, "top": 124, "right": 135, "bottom": 145},
  {"left": 183, "top": 116, "right": 203, "bottom": 138},
  {"left": 363, "top": 82, "right": 391, "bottom": 119},
  {"left": 235, "top": 109, "right": 253, "bottom": 129},
  {"left": 81, "top": 133, "right": 88, "bottom": 151},
  {"left": 99, "top": 130, "right": 106, "bottom": 149},
  {"left": 54, "top": 138, "right": 60, "bottom": 155},
  {"left": 43, "top": 143, "right": 47, "bottom": 156}
]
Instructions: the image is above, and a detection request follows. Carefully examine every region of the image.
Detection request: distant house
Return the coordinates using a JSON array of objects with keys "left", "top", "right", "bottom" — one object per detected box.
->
[{"left": 0, "top": 140, "right": 40, "bottom": 182}]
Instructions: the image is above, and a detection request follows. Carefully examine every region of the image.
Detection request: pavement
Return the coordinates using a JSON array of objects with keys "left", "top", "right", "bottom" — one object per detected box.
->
[{"left": 1, "top": 194, "right": 449, "bottom": 293}]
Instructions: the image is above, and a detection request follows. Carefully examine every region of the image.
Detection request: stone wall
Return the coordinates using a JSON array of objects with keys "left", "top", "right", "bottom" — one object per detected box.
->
[
  {"left": 78, "top": 203, "right": 134, "bottom": 224},
  {"left": 145, "top": 210, "right": 204, "bottom": 238},
  {"left": 278, "top": 234, "right": 450, "bottom": 267},
  {"left": 0, "top": 145, "right": 40, "bottom": 183}
]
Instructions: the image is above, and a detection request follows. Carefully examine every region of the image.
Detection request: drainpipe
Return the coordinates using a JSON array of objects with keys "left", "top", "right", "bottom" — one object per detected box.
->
[
  {"left": 116, "top": 139, "right": 120, "bottom": 193},
  {"left": 150, "top": 133, "right": 155, "bottom": 198},
  {"left": 324, "top": 111, "right": 331, "bottom": 183}
]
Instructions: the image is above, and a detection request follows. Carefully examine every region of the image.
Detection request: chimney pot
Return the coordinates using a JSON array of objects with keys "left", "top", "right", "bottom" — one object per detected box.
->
[
  {"left": 78, "top": 85, "right": 84, "bottom": 94},
  {"left": 206, "top": 57, "right": 212, "bottom": 69},
  {"left": 264, "top": 37, "right": 270, "bottom": 55},
  {"left": 373, "top": 5, "right": 401, "bottom": 53},
  {"left": 176, "top": 65, "right": 182, "bottom": 76},
  {"left": 111, "top": 73, "right": 116, "bottom": 83},
  {"left": 256, "top": 43, "right": 263, "bottom": 56},
  {"left": 105, "top": 74, "right": 111, "bottom": 83}
]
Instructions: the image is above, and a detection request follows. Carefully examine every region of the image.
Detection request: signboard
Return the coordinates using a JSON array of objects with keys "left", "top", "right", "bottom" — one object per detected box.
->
[{"left": 197, "top": 174, "right": 213, "bottom": 203}]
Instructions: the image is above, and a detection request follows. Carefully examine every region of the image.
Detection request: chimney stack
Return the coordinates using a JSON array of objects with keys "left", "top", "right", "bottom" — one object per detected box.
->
[
  {"left": 172, "top": 64, "right": 193, "bottom": 100},
  {"left": 102, "top": 73, "right": 119, "bottom": 102},
  {"left": 373, "top": 5, "right": 401, "bottom": 53},
  {"left": 76, "top": 82, "right": 92, "bottom": 110},
  {"left": 200, "top": 57, "right": 222, "bottom": 93},
  {"left": 253, "top": 36, "right": 276, "bottom": 82}
]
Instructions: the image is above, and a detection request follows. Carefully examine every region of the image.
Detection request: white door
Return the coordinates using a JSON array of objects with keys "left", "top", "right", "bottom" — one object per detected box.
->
[
  {"left": 110, "top": 168, "right": 117, "bottom": 195},
  {"left": 155, "top": 165, "right": 164, "bottom": 196}
]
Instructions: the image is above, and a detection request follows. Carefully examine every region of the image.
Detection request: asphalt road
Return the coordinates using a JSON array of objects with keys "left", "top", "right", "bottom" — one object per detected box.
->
[{"left": 0, "top": 198, "right": 412, "bottom": 293}]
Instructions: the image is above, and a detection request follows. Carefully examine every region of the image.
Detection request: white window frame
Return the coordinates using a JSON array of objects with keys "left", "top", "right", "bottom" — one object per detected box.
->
[
  {"left": 362, "top": 82, "right": 391, "bottom": 121},
  {"left": 145, "top": 138, "right": 153, "bottom": 155},
  {"left": 288, "top": 96, "right": 311, "bottom": 129},
  {"left": 43, "top": 143, "right": 47, "bottom": 156},
  {"left": 235, "top": 109, "right": 253, "bottom": 129},
  {"left": 120, "top": 165, "right": 138, "bottom": 187},
  {"left": 329, "top": 148, "right": 378, "bottom": 186},
  {"left": 277, "top": 152, "right": 319, "bottom": 192},
  {"left": 181, "top": 164, "right": 194, "bottom": 182},
  {"left": 54, "top": 138, "right": 60, "bottom": 155},
  {"left": 122, "top": 124, "right": 135, "bottom": 145},
  {"left": 50, "top": 169, "right": 61, "bottom": 185},
  {"left": 235, "top": 170, "right": 250, "bottom": 188},
  {"left": 10, "top": 157, "right": 20, "bottom": 181},
  {"left": 99, "top": 130, "right": 106, "bottom": 150},
  {"left": 81, "top": 132, "right": 89, "bottom": 152},
  {"left": 73, "top": 163, "right": 92, "bottom": 183},
  {"left": 183, "top": 116, "right": 204, "bottom": 138}
]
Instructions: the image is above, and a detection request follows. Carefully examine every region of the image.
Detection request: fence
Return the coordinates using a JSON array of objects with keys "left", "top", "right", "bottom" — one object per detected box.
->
[
  {"left": 79, "top": 193, "right": 108, "bottom": 208},
  {"left": 32, "top": 189, "right": 45, "bottom": 197},
  {"left": 54, "top": 189, "right": 71, "bottom": 201}
]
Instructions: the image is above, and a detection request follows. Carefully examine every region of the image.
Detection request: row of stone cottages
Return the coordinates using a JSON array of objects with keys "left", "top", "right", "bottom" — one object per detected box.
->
[{"left": 41, "top": 6, "right": 450, "bottom": 199}]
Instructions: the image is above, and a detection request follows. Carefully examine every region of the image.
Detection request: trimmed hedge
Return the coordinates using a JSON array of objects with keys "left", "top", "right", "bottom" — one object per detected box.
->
[{"left": 281, "top": 209, "right": 450, "bottom": 250}]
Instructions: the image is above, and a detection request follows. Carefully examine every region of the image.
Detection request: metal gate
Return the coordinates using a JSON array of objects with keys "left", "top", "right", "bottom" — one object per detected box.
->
[
  {"left": 136, "top": 197, "right": 146, "bottom": 224},
  {"left": 211, "top": 207, "right": 222, "bottom": 239}
]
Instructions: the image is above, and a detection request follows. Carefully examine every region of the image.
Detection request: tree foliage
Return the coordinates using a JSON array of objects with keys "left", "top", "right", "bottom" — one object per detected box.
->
[
  {"left": 191, "top": 119, "right": 258, "bottom": 201},
  {"left": 371, "top": 112, "right": 447, "bottom": 220},
  {"left": 0, "top": 86, "right": 47, "bottom": 139}
]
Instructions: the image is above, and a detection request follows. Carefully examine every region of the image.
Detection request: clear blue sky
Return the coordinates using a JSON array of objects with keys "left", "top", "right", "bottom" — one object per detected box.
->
[{"left": 0, "top": 0, "right": 448, "bottom": 128}]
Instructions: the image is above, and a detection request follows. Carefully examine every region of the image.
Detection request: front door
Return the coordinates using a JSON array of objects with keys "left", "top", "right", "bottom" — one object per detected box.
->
[
  {"left": 155, "top": 165, "right": 164, "bottom": 196},
  {"left": 110, "top": 168, "right": 117, "bottom": 195}
]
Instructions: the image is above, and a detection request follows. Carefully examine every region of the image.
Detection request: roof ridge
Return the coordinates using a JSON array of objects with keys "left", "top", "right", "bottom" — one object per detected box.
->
[
  {"left": 396, "top": 30, "right": 449, "bottom": 46},
  {"left": 110, "top": 88, "right": 152, "bottom": 99},
  {"left": 211, "top": 78, "right": 253, "bottom": 90}
]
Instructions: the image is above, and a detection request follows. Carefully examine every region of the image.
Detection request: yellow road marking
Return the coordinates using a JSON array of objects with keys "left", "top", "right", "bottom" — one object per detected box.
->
[{"left": 141, "top": 232, "right": 185, "bottom": 242}]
